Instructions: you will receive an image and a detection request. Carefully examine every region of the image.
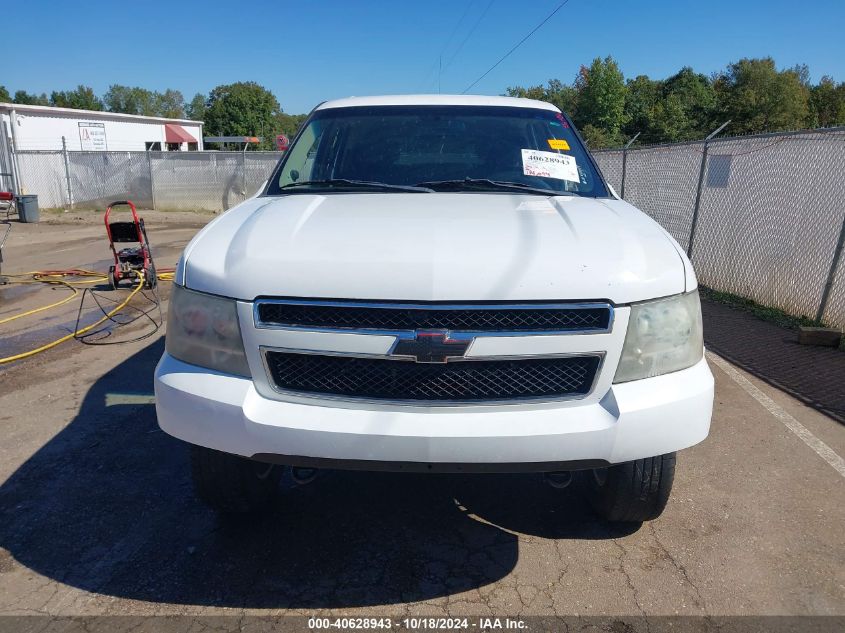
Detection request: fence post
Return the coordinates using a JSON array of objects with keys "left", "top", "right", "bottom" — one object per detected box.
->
[
  {"left": 2, "top": 120, "right": 21, "bottom": 196},
  {"left": 241, "top": 144, "right": 248, "bottom": 195},
  {"left": 687, "top": 120, "right": 730, "bottom": 260},
  {"left": 816, "top": 213, "right": 845, "bottom": 323},
  {"left": 8, "top": 109, "right": 23, "bottom": 195},
  {"left": 61, "top": 136, "right": 73, "bottom": 208},
  {"left": 147, "top": 150, "right": 156, "bottom": 210},
  {"left": 620, "top": 132, "right": 640, "bottom": 199}
]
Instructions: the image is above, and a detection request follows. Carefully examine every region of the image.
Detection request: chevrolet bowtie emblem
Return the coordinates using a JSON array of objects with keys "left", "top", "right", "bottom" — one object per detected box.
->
[{"left": 390, "top": 330, "right": 471, "bottom": 363}]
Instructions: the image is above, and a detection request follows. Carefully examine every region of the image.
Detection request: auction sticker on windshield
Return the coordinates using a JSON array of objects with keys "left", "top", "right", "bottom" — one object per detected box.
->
[{"left": 521, "top": 149, "right": 579, "bottom": 182}]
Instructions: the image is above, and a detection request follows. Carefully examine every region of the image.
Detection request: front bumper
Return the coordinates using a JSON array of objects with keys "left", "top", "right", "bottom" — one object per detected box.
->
[{"left": 154, "top": 353, "right": 713, "bottom": 470}]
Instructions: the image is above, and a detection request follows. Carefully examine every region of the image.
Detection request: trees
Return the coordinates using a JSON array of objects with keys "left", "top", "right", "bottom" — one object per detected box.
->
[
  {"left": 203, "top": 82, "right": 281, "bottom": 149},
  {"left": 809, "top": 77, "right": 845, "bottom": 128},
  {"left": 660, "top": 67, "right": 717, "bottom": 139},
  {"left": 4, "top": 81, "right": 305, "bottom": 146},
  {"left": 50, "top": 85, "right": 103, "bottom": 111},
  {"left": 13, "top": 90, "right": 49, "bottom": 106},
  {"left": 186, "top": 93, "right": 207, "bottom": 121},
  {"left": 623, "top": 68, "right": 719, "bottom": 144},
  {"left": 507, "top": 80, "right": 578, "bottom": 117},
  {"left": 622, "top": 75, "right": 661, "bottom": 142},
  {"left": 156, "top": 89, "right": 185, "bottom": 119},
  {"left": 506, "top": 55, "right": 837, "bottom": 146},
  {"left": 714, "top": 58, "right": 810, "bottom": 134},
  {"left": 275, "top": 112, "right": 308, "bottom": 137},
  {"left": 573, "top": 56, "right": 627, "bottom": 147},
  {"left": 103, "top": 85, "right": 185, "bottom": 118},
  {"left": 104, "top": 85, "right": 153, "bottom": 115}
]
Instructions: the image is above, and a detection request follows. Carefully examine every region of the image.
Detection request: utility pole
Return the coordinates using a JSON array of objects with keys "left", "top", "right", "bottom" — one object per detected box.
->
[{"left": 438, "top": 56, "right": 442, "bottom": 94}]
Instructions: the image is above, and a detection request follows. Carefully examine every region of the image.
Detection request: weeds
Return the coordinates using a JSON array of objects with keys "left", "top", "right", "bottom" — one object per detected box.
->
[{"left": 699, "top": 286, "right": 825, "bottom": 330}]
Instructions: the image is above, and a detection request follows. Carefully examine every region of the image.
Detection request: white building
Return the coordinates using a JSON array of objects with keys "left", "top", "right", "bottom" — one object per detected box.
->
[{"left": 0, "top": 103, "right": 203, "bottom": 152}]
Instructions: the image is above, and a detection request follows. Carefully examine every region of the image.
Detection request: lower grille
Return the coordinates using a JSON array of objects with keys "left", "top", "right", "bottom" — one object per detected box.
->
[{"left": 264, "top": 352, "right": 601, "bottom": 402}]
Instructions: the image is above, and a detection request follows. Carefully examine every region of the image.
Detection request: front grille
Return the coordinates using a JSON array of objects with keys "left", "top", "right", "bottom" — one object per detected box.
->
[
  {"left": 264, "top": 352, "right": 600, "bottom": 402},
  {"left": 256, "top": 301, "right": 611, "bottom": 332}
]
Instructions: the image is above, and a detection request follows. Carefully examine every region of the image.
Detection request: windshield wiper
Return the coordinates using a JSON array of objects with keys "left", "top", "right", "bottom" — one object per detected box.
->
[
  {"left": 279, "top": 179, "right": 433, "bottom": 193},
  {"left": 415, "top": 178, "right": 583, "bottom": 196}
]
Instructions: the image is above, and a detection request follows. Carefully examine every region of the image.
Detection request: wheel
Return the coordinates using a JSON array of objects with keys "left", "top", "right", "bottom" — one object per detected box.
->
[
  {"left": 190, "top": 445, "right": 282, "bottom": 514},
  {"left": 144, "top": 263, "right": 157, "bottom": 289},
  {"left": 109, "top": 265, "right": 120, "bottom": 290},
  {"left": 587, "top": 453, "right": 676, "bottom": 523}
]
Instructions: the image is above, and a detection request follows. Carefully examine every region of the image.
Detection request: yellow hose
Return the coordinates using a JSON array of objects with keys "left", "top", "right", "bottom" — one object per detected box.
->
[
  {"left": 0, "top": 281, "right": 80, "bottom": 325},
  {"left": 0, "top": 267, "right": 176, "bottom": 325},
  {"left": 0, "top": 271, "right": 147, "bottom": 365}
]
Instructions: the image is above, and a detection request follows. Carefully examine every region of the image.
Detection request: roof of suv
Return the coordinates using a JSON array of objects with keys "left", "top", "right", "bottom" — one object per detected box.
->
[{"left": 316, "top": 94, "right": 560, "bottom": 112}]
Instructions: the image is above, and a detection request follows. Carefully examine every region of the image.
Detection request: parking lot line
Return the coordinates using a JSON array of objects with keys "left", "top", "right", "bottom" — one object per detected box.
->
[{"left": 707, "top": 351, "right": 845, "bottom": 479}]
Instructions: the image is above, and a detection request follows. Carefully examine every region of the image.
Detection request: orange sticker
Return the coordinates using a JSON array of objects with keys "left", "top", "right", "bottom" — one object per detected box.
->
[{"left": 547, "top": 138, "right": 570, "bottom": 150}]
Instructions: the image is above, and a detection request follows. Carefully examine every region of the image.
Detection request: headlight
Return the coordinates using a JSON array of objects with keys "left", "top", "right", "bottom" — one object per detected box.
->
[
  {"left": 166, "top": 284, "right": 251, "bottom": 377},
  {"left": 614, "top": 290, "right": 703, "bottom": 383}
]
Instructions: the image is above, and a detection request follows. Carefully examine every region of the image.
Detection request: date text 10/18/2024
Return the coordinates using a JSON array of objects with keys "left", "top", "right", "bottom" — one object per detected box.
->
[{"left": 308, "top": 617, "right": 528, "bottom": 630}]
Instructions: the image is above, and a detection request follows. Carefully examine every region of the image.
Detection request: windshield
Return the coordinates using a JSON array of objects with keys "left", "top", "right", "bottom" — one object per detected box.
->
[{"left": 266, "top": 105, "right": 608, "bottom": 197}]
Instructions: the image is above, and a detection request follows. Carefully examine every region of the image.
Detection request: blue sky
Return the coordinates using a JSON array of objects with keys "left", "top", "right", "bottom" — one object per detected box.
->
[{"left": 6, "top": 0, "right": 845, "bottom": 114}]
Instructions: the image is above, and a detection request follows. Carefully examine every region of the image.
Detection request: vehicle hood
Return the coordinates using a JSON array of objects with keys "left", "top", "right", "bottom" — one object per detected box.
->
[{"left": 182, "top": 193, "right": 688, "bottom": 304}]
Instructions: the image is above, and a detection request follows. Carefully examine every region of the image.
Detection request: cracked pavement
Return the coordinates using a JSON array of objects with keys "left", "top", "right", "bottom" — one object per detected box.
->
[{"left": 0, "top": 215, "right": 844, "bottom": 619}]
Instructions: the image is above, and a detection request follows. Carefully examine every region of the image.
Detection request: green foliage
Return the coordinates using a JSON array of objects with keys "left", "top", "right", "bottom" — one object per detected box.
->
[
  {"left": 185, "top": 93, "right": 207, "bottom": 121},
  {"left": 507, "top": 79, "right": 578, "bottom": 116},
  {"left": 509, "top": 55, "right": 838, "bottom": 147},
  {"left": 103, "top": 85, "right": 185, "bottom": 118},
  {"left": 50, "top": 85, "right": 103, "bottom": 111},
  {"left": 204, "top": 82, "right": 281, "bottom": 150},
  {"left": 661, "top": 67, "right": 717, "bottom": 138},
  {"left": 13, "top": 90, "right": 49, "bottom": 106},
  {"left": 275, "top": 112, "right": 308, "bottom": 138},
  {"left": 809, "top": 76, "right": 845, "bottom": 127},
  {"left": 714, "top": 58, "right": 810, "bottom": 134},
  {"left": 623, "top": 68, "right": 719, "bottom": 144},
  {"left": 573, "top": 56, "right": 627, "bottom": 143},
  {"left": 579, "top": 124, "right": 619, "bottom": 150},
  {"left": 699, "top": 287, "right": 823, "bottom": 329},
  {"left": 622, "top": 75, "right": 661, "bottom": 141},
  {"left": 4, "top": 81, "right": 307, "bottom": 146},
  {"left": 157, "top": 89, "right": 186, "bottom": 119}
]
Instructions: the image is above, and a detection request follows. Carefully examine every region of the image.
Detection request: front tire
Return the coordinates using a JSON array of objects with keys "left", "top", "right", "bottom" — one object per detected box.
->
[
  {"left": 190, "top": 445, "right": 282, "bottom": 514},
  {"left": 587, "top": 453, "right": 676, "bottom": 523}
]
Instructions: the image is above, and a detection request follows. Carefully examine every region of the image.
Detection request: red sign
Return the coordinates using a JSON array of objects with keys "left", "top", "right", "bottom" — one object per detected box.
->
[{"left": 276, "top": 134, "right": 290, "bottom": 151}]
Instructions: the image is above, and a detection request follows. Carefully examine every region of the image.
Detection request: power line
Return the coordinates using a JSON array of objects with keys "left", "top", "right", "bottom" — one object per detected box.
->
[
  {"left": 419, "top": 0, "right": 476, "bottom": 91},
  {"left": 443, "top": 0, "right": 496, "bottom": 73},
  {"left": 461, "top": 0, "right": 573, "bottom": 94},
  {"left": 437, "top": 0, "right": 477, "bottom": 92}
]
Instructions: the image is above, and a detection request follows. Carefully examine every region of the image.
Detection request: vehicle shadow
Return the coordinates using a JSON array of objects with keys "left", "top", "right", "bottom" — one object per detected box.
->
[{"left": 0, "top": 339, "right": 637, "bottom": 609}]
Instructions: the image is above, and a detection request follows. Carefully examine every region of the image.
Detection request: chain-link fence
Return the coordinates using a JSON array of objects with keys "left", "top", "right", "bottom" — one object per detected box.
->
[
  {"left": 593, "top": 127, "right": 845, "bottom": 330},
  {"left": 11, "top": 150, "right": 284, "bottom": 212},
  {"left": 8, "top": 132, "right": 845, "bottom": 329}
]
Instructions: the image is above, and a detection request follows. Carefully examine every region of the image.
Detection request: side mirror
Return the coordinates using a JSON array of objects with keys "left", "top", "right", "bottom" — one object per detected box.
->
[{"left": 290, "top": 170, "right": 300, "bottom": 182}]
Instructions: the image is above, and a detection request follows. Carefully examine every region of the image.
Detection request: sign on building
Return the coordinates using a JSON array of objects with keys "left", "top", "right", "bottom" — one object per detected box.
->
[{"left": 78, "top": 122, "right": 108, "bottom": 150}]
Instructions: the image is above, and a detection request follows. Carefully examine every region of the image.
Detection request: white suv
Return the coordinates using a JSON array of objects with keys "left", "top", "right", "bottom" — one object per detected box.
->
[{"left": 154, "top": 95, "right": 713, "bottom": 522}]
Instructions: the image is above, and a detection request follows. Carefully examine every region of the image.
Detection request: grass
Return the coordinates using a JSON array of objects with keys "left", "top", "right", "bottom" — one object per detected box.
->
[{"left": 699, "top": 286, "right": 826, "bottom": 330}]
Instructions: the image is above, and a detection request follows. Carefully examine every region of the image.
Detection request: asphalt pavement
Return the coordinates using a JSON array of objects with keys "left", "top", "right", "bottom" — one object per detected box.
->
[{"left": 0, "top": 213, "right": 843, "bottom": 624}]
